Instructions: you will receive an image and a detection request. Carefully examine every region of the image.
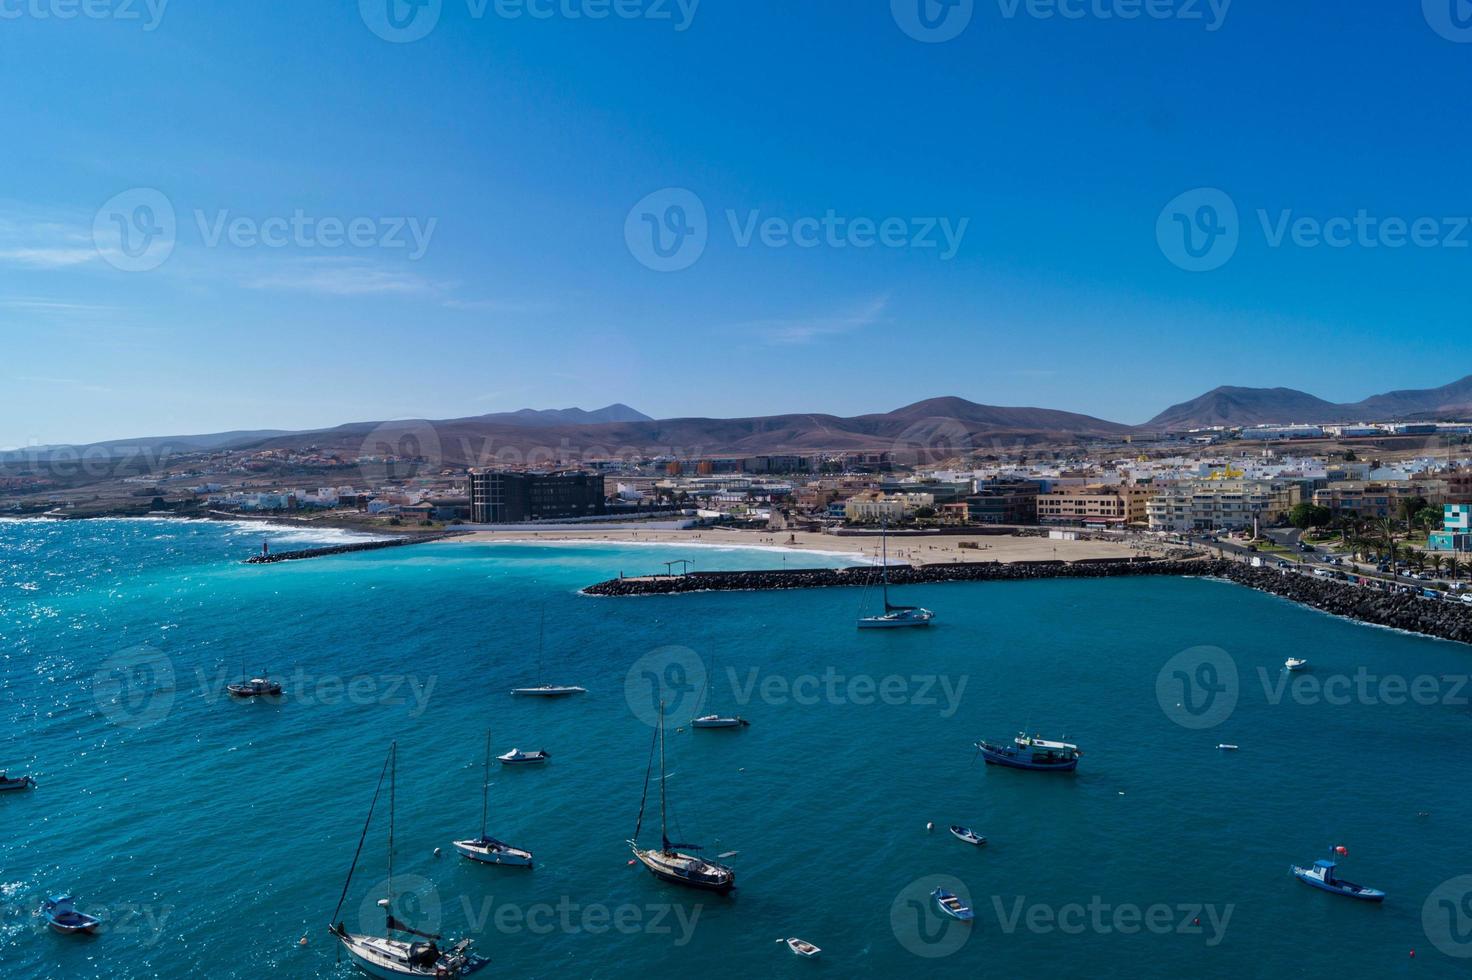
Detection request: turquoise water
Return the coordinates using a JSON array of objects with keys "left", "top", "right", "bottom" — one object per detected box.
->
[{"left": 3, "top": 519, "right": 1471, "bottom": 978}]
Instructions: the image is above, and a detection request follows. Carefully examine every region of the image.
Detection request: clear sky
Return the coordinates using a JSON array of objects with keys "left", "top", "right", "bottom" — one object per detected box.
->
[{"left": 4, "top": 1, "right": 1471, "bottom": 447}]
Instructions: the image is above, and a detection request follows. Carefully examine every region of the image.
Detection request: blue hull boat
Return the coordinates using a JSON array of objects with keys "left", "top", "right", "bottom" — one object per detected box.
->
[
  {"left": 977, "top": 733, "right": 1080, "bottom": 772},
  {"left": 1291, "top": 857, "right": 1385, "bottom": 902}
]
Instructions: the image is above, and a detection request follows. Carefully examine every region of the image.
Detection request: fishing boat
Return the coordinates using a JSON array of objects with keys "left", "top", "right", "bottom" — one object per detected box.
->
[
  {"left": 453, "top": 731, "right": 533, "bottom": 868},
  {"left": 41, "top": 895, "right": 100, "bottom": 934},
  {"left": 1290, "top": 846, "right": 1385, "bottom": 902},
  {"left": 783, "top": 937, "right": 821, "bottom": 958},
  {"left": 1284, "top": 657, "right": 1309, "bottom": 671},
  {"left": 497, "top": 748, "right": 549, "bottom": 766},
  {"left": 329, "top": 743, "right": 488, "bottom": 978},
  {"left": 628, "top": 702, "right": 735, "bottom": 893},
  {"left": 227, "top": 676, "right": 283, "bottom": 697},
  {"left": 931, "top": 888, "right": 974, "bottom": 921},
  {"left": 857, "top": 522, "right": 934, "bottom": 629},
  {"left": 510, "top": 609, "right": 585, "bottom": 697},
  {"left": 0, "top": 771, "right": 35, "bottom": 792},
  {"left": 949, "top": 825, "right": 986, "bottom": 846},
  {"left": 976, "top": 732, "right": 1081, "bottom": 771}
]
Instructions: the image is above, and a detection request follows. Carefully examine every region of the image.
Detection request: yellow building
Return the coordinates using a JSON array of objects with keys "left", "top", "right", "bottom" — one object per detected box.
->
[{"left": 1037, "top": 484, "right": 1155, "bottom": 527}]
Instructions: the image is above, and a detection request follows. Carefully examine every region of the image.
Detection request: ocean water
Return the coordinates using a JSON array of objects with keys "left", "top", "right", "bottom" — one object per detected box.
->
[{"left": 2, "top": 518, "right": 1471, "bottom": 978}]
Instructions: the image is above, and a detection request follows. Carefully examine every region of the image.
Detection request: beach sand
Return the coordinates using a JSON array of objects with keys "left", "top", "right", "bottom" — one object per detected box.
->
[{"left": 451, "top": 527, "right": 1153, "bottom": 566}]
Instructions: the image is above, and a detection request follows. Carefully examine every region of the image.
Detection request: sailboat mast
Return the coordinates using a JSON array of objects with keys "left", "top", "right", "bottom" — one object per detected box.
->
[
  {"left": 633, "top": 711, "right": 659, "bottom": 841},
  {"left": 658, "top": 701, "right": 669, "bottom": 850},
  {"left": 537, "top": 606, "right": 546, "bottom": 685},
  {"left": 480, "top": 730, "right": 491, "bottom": 840},
  {"left": 881, "top": 520, "right": 890, "bottom": 606},
  {"left": 387, "top": 741, "right": 396, "bottom": 920}
]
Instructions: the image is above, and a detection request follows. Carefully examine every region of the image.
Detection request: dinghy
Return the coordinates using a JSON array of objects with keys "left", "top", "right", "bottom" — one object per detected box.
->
[
  {"left": 453, "top": 731, "right": 534, "bottom": 867},
  {"left": 42, "top": 896, "right": 101, "bottom": 935},
  {"left": 0, "top": 771, "right": 35, "bottom": 792},
  {"left": 931, "top": 888, "right": 974, "bottom": 921},
  {"left": 784, "top": 937, "right": 821, "bottom": 958},
  {"left": 497, "top": 748, "right": 549, "bottom": 766},
  {"left": 949, "top": 825, "right": 986, "bottom": 846}
]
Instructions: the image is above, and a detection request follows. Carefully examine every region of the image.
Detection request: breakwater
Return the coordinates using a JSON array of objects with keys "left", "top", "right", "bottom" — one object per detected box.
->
[
  {"left": 242, "top": 532, "right": 458, "bottom": 564},
  {"left": 583, "top": 558, "right": 1472, "bottom": 646}
]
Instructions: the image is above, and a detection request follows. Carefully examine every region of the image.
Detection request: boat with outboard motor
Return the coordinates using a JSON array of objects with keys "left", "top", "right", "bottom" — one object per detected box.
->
[
  {"left": 976, "top": 732, "right": 1080, "bottom": 771},
  {"left": 1290, "top": 846, "right": 1385, "bottom": 902}
]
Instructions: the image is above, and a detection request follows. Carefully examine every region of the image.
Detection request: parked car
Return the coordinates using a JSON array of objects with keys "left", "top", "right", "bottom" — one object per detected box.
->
[{"left": 1462, "top": 593, "right": 1472, "bottom": 606}]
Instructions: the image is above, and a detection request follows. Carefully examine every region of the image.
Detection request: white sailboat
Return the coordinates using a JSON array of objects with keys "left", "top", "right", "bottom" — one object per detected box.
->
[
  {"left": 511, "top": 608, "right": 586, "bottom": 697},
  {"left": 857, "top": 522, "right": 934, "bottom": 629},
  {"left": 330, "top": 743, "right": 488, "bottom": 978},
  {"left": 691, "top": 655, "right": 749, "bottom": 729},
  {"left": 453, "top": 731, "right": 534, "bottom": 867},
  {"left": 629, "top": 702, "right": 736, "bottom": 892}
]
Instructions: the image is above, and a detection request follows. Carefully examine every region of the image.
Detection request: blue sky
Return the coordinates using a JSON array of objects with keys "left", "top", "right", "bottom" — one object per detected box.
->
[{"left": 4, "top": 1, "right": 1471, "bottom": 446}]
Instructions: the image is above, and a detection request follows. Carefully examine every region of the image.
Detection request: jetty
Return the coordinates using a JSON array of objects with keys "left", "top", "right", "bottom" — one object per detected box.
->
[
  {"left": 242, "top": 532, "right": 461, "bottom": 564},
  {"left": 583, "top": 557, "right": 1472, "bottom": 647}
]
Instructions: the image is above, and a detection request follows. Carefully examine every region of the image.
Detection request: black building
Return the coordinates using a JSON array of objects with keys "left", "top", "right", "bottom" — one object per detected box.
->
[
  {"left": 468, "top": 470, "right": 607, "bottom": 524},
  {"left": 966, "top": 480, "right": 1044, "bottom": 525}
]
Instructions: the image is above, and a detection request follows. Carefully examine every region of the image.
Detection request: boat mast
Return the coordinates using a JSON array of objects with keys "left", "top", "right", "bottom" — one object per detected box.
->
[
  {"left": 633, "top": 706, "right": 660, "bottom": 842},
  {"left": 658, "top": 701, "right": 670, "bottom": 852},
  {"left": 480, "top": 730, "right": 491, "bottom": 840},
  {"left": 387, "top": 741, "right": 396, "bottom": 926},
  {"left": 536, "top": 606, "right": 546, "bottom": 685},
  {"left": 881, "top": 519, "right": 891, "bottom": 609}
]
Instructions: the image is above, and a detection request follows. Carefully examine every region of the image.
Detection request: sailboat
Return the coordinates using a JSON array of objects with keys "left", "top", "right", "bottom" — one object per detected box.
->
[
  {"left": 857, "top": 521, "right": 934, "bottom": 629},
  {"left": 453, "top": 731, "right": 533, "bottom": 867},
  {"left": 691, "top": 656, "right": 749, "bottom": 729},
  {"left": 511, "top": 608, "right": 586, "bottom": 697},
  {"left": 329, "top": 743, "right": 488, "bottom": 978},
  {"left": 628, "top": 702, "right": 736, "bottom": 892}
]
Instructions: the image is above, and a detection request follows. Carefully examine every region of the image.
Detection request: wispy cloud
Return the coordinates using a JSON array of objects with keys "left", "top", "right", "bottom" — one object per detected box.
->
[
  {"left": 0, "top": 212, "right": 99, "bottom": 269},
  {"left": 736, "top": 295, "right": 890, "bottom": 346},
  {"left": 241, "top": 258, "right": 440, "bottom": 296}
]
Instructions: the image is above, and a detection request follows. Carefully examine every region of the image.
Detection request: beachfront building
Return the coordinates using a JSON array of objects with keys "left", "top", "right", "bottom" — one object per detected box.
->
[
  {"left": 468, "top": 470, "right": 606, "bottom": 524},
  {"left": 1037, "top": 484, "right": 1155, "bottom": 527},
  {"left": 966, "top": 480, "right": 1044, "bottom": 525},
  {"left": 1146, "top": 479, "right": 1301, "bottom": 532},
  {"left": 1428, "top": 503, "right": 1472, "bottom": 552},
  {"left": 1310, "top": 480, "right": 1446, "bottom": 519},
  {"left": 844, "top": 492, "right": 933, "bottom": 524}
]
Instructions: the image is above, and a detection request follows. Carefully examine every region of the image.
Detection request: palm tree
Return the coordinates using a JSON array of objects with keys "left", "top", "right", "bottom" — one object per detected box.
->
[
  {"left": 1408, "top": 550, "right": 1427, "bottom": 574},
  {"left": 1430, "top": 553, "right": 1446, "bottom": 579},
  {"left": 1447, "top": 556, "right": 1465, "bottom": 582}
]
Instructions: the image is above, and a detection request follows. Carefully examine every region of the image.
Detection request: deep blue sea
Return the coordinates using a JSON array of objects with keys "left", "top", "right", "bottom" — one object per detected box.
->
[{"left": 3, "top": 518, "right": 1472, "bottom": 978}]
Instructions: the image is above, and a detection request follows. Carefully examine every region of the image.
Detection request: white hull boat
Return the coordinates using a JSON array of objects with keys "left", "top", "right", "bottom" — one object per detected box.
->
[
  {"left": 691, "top": 715, "right": 748, "bottom": 729},
  {"left": 1284, "top": 658, "right": 1308, "bottom": 671},
  {"left": 784, "top": 937, "right": 821, "bottom": 958},
  {"left": 335, "top": 929, "right": 484, "bottom": 978},
  {"left": 497, "top": 748, "right": 549, "bottom": 766},
  {"left": 857, "top": 522, "right": 934, "bottom": 629},
  {"left": 511, "top": 685, "right": 586, "bottom": 697},
  {"left": 949, "top": 825, "right": 986, "bottom": 846},
  {"left": 453, "top": 836, "right": 533, "bottom": 867}
]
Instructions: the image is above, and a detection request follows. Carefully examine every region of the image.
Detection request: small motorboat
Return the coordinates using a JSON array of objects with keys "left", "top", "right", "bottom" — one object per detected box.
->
[
  {"left": 42, "top": 895, "right": 101, "bottom": 934},
  {"left": 1290, "top": 847, "right": 1385, "bottom": 902},
  {"left": 227, "top": 677, "right": 283, "bottom": 697},
  {"left": 1216, "top": 744, "right": 1239, "bottom": 751},
  {"left": 497, "top": 748, "right": 549, "bottom": 766},
  {"left": 949, "top": 825, "right": 986, "bottom": 846},
  {"left": 1284, "top": 658, "right": 1309, "bottom": 671},
  {"left": 691, "top": 715, "right": 750, "bottom": 729},
  {"left": 783, "top": 937, "right": 821, "bottom": 958},
  {"left": 0, "top": 771, "right": 35, "bottom": 792},
  {"left": 931, "top": 888, "right": 974, "bottom": 921},
  {"left": 510, "top": 684, "right": 586, "bottom": 697}
]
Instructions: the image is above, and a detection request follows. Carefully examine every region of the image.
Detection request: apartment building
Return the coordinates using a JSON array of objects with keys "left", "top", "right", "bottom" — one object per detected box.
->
[
  {"left": 1146, "top": 479, "right": 1301, "bottom": 532},
  {"left": 1037, "top": 484, "right": 1155, "bottom": 527},
  {"left": 1310, "top": 480, "right": 1446, "bottom": 518}
]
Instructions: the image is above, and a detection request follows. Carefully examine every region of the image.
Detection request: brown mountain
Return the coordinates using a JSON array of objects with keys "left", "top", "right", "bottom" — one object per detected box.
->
[{"left": 1146, "top": 375, "right": 1472, "bottom": 429}]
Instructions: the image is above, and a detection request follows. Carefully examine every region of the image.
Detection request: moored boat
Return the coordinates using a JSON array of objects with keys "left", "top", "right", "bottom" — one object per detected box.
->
[
  {"left": 511, "top": 684, "right": 586, "bottom": 698},
  {"left": 932, "top": 888, "right": 973, "bottom": 921},
  {"left": 1284, "top": 657, "right": 1309, "bottom": 671},
  {"left": 949, "top": 825, "right": 986, "bottom": 846},
  {"left": 784, "top": 937, "right": 821, "bottom": 958},
  {"left": 691, "top": 715, "right": 749, "bottom": 729},
  {"left": 1290, "top": 847, "right": 1384, "bottom": 902},
  {"left": 1216, "top": 744, "right": 1239, "bottom": 751},
  {"left": 497, "top": 748, "right": 549, "bottom": 766},
  {"left": 629, "top": 702, "right": 735, "bottom": 893},
  {"left": 453, "top": 731, "right": 534, "bottom": 868},
  {"left": 857, "top": 522, "right": 934, "bottom": 629},
  {"left": 329, "top": 743, "right": 488, "bottom": 978},
  {"left": 41, "top": 895, "right": 101, "bottom": 934},
  {"left": 977, "top": 732, "right": 1080, "bottom": 772},
  {"left": 0, "top": 771, "right": 35, "bottom": 792},
  {"left": 227, "top": 676, "right": 283, "bottom": 697}
]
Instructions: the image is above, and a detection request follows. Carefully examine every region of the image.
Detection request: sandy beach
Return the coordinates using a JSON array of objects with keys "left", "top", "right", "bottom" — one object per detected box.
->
[{"left": 450, "top": 527, "right": 1152, "bottom": 566}]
